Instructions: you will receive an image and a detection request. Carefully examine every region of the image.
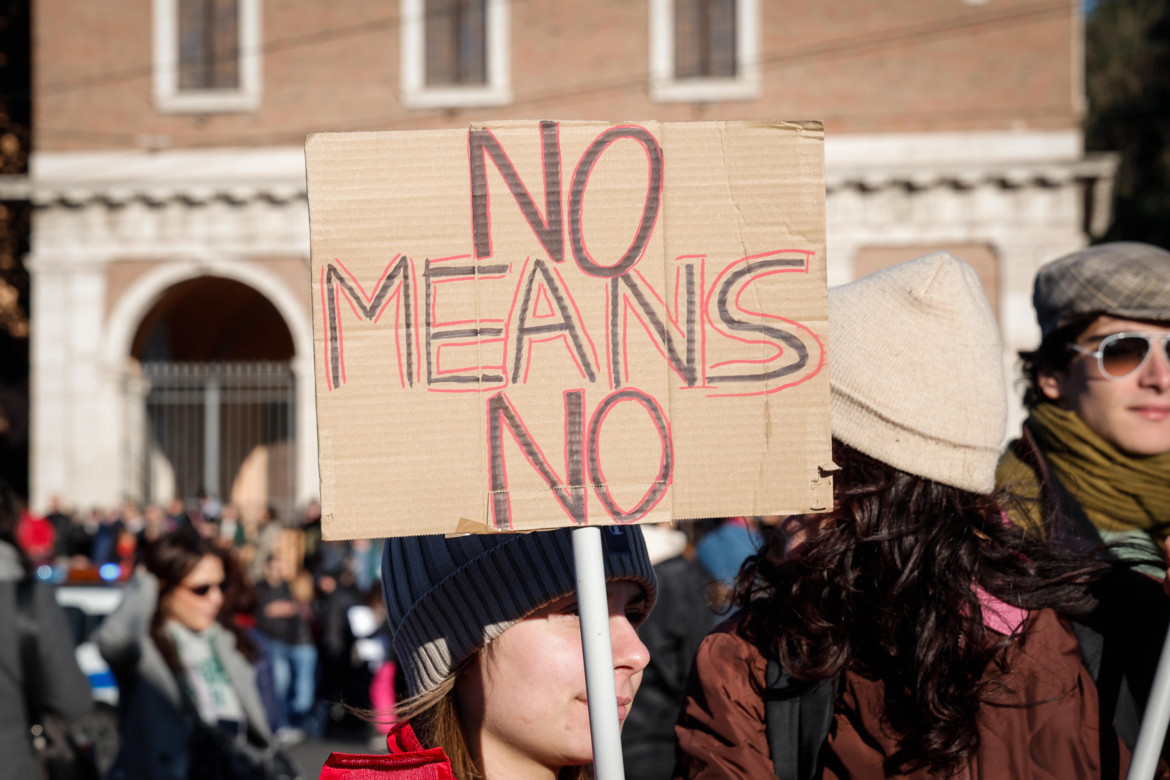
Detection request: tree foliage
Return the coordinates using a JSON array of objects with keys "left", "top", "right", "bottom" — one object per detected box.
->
[
  {"left": 0, "top": 0, "right": 29, "bottom": 494},
  {"left": 1085, "top": 0, "right": 1170, "bottom": 248}
]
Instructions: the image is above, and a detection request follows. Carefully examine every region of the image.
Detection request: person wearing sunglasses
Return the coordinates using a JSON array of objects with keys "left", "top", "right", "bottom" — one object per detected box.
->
[
  {"left": 95, "top": 526, "right": 295, "bottom": 779},
  {"left": 999, "top": 242, "right": 1170, "bottom": 573}
]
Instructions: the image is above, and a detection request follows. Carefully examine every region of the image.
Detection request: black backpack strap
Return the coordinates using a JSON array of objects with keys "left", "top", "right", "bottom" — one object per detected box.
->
[
  {"left": 1069, "top": 618, "right": 1124, "bottom": 778},
  {"left": 1075, "top": 568, "right": 1170, "bottom": 757},
  {"left": 1071, "top": 618, "right": 1104, "bottom": 682},
  {"left": 764, "top": 658, "right": 836, "bottom": 780}
]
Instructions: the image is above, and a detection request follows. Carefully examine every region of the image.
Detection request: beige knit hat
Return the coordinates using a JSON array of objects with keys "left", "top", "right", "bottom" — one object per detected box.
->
[{"left": 828, "top": 251, "right": 1006, "bottom": 494}]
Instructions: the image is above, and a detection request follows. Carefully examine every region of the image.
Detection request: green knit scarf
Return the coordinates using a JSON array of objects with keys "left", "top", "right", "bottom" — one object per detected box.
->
[{"left": 1029, "top": 403, "right": 1170, "bottom": 545}]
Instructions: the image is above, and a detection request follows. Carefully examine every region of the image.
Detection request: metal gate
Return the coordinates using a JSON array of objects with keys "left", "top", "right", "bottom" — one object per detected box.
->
[{"left": 126, "top": 362, "right": 297, "bottom": 520}]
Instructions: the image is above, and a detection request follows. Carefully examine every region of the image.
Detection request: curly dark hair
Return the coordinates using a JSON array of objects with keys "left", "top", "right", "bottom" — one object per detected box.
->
[{"left": 735, "top": 440, "right": 1112, "bottom": 777}]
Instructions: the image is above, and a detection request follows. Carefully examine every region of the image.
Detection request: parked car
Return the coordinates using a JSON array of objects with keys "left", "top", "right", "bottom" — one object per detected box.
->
[
  {"left": 50, "top": 563, "right": 127, "bottom": 705},
  {"left": 47, "top": 564, "right": 127, "bottom": 775}
]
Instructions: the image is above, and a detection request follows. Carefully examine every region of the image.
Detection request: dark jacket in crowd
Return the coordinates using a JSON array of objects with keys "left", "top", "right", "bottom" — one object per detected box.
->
[
  {"left": 0, "top": 540, "right": 93, "bottom": 780},
  {"left": 255, "top": 580, "right": 313, "bottom": 646},
  {"left": 623, "top": 551, "right": 717, "bottom": 780}
]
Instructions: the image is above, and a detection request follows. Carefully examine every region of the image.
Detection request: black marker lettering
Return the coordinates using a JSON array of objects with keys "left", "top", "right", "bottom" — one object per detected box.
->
[
  {"left": 587, "top": 388, "right": 672, "bottom": 522},
  {"left": 470, "top": 120, "right": 564, "bottom": 263},
  {"left": 323, "top": 256, "right": 415, "bottom": 390},
  {"left": 608, "top": 262, "right": 699, "bottom": 389},
  {"left": 707, "top": 255, "right": 813, "bottom": 384},
  {"left": 425, "top": 259, "right": 510, "bottom": 386},
  {"left": 511, "top": 258, "right": 598, "bottom": 384},
  {"left": 488, "top": 390, "right": 586, "bottom": 529},
  {"left": 568, "top": 126, "right": 663, "bottom": 278}
]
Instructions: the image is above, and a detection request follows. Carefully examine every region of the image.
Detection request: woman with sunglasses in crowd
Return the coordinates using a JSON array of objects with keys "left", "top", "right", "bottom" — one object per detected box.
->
[
  {"left": 1000, "top": 242, "right": 1170, "bottom": 573},
  {"left": 95, "top": 526, "right": 290, "bottom": 779}
]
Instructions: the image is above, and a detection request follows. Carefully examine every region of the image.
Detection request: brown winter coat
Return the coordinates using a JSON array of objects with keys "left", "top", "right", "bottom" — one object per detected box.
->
[{"left": 674, "top": 608, "right": 1163, "bottom": 779}]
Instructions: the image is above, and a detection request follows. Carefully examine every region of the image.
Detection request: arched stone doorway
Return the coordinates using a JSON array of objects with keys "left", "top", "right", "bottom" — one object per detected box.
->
[{"left": 125, "top": 275, "right": 299, "bottom": 521}]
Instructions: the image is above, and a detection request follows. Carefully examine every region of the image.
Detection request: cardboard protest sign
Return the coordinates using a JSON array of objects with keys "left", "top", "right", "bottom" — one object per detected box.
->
[{"left": 305, "top": 120, "right": 831, "bottom": 539}]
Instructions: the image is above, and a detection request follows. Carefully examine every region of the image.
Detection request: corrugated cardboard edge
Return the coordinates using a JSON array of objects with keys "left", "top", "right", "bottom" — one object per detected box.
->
[{"left": 304, "top": 135, "right": 329, "bottom": 537}]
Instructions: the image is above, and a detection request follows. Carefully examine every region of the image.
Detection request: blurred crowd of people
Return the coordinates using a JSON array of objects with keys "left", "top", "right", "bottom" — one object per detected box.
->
[
  {"left": 14, "top": 492, "right": 396, "bottom": 748},
  {"left": 9, "top": 485, "right": 745, "bottom": 779},
  {"left": 11, "top": 489, "right": 750, "bottom": 754}
]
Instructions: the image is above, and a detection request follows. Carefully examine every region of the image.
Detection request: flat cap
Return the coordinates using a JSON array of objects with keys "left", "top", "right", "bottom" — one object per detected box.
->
[{"left": 1034, "top": 242, "right": 1170, "bottom": 340}]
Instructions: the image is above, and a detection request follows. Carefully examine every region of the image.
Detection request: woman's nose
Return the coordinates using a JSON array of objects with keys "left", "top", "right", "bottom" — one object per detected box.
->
[{"left": 611, "top": 614, "right": 650, "bottom": 674}]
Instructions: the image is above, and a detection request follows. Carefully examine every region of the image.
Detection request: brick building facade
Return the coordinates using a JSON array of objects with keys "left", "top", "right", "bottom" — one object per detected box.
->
[{"left": 13, "top": 0, "right": 1115, "bottom": 517}]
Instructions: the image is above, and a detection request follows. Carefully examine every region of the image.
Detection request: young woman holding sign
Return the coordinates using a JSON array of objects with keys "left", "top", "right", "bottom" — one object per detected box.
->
[
  {"left": 674, "top": 252, "right": 1170, "bottom": 779},
  {"left": 319, "top": 525, "right": 657, "bottom": 780}
]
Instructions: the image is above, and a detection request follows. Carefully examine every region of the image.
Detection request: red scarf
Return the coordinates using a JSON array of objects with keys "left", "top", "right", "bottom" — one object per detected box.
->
[{"left": 318, "top": 723, "right": 458, "bottom": 780}]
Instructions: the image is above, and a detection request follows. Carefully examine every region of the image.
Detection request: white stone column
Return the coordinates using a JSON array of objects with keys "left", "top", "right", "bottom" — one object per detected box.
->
[
  {"left": 28, "top": 252, "right": 121, "bottom": 512},
  {"left": 28, "top": 260, "right": 70, "bottom": 511},
  {"left": 122, "top": 367, "right": 151, "bottom": 504},
  {"left": 294, "top": 352, "right": 320, "bottom": 509}
]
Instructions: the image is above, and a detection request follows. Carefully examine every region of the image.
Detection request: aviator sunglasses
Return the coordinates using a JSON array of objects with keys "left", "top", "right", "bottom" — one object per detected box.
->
[{"left": 1070, "top": 332, "right": 1170, "bottom": 380}]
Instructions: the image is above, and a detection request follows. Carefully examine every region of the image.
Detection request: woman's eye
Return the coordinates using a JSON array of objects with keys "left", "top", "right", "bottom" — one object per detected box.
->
[{"left": 626, "top": 608, "right": 648, "bottom": 626}]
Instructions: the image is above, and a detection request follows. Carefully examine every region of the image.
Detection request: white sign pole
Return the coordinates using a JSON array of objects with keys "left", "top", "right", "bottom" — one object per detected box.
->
[
  {"left": 572, "top": 526, "right": 626, "bottom": 780},
  {"left": 1127, "top": 623, "right": 1170, "bottom": 779}
]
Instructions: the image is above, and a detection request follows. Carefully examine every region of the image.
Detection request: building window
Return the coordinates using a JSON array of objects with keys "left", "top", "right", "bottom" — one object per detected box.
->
[
  {"left": 401, "top": 0, "right": 511, "bottom": 109},
  {"left": 178, "top": 0, "right": 240, "bottom": 91},
  {"left": 674, "top": 0, "right": 737, "bottom": 79},
  {"left": 153, "top": 0, "right": 262, "bottom": 113},
  {"left": 650, "top": 0, "right": 760, "bottom": 102},
  {"left": 425, "top": 0, "right": 486, "bottom": 87}
]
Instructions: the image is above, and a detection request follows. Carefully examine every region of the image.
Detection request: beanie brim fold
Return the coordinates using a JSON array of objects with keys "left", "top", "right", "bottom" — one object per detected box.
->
[
  {"left": 831, "top": 387, "right": 1000, "bottom": 494},
  {"left": 386, "top": 526, "right": 657, "bottom": 699}
]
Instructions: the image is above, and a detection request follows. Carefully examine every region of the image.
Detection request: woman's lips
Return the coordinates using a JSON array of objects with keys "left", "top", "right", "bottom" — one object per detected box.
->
[{"left": 579, "top": 695, "right": 635, "bottom": 720}]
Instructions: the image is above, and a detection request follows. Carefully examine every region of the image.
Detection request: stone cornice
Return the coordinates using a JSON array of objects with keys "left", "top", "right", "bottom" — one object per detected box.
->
[
  {"left": 0, "top": 175, "right": 31, "bottom": 200},
  {"left": 826, "top": 152, "right": 1119, "bottom": 192},
  {"left": 27, "top": 180, "right": 306, "bottom": 206},
  {"left": 24, "top": 147, "right": 307, "bottom": 206},
  {"left": 16, "top": 139, "right": 1118, "bottom": 239}
]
